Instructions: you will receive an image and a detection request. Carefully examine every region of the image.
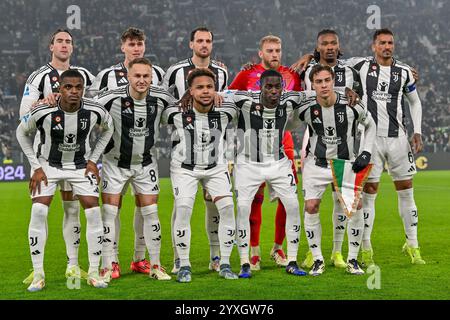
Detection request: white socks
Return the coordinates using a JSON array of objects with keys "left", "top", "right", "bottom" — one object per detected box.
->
[
  {"left": 141, "top": 204, "right": 161, "bottom": 266},
  {"left": 29, "top": 203, "right": 49, "bottom": 274},
  {"left": 101, "top": 204, "right": 118, "bottom": 269},
  {"left": 113, "top": 209, "right": 120, "bottom": 262},
  {"left": 304, "top": 212, "right": 323, "bottom": 261},
  {"left": 85, "top": 207, "right": 103, "bottom": 274},
  {"left": 205, "top": 200, "right": 220, "bottom": 260},
  {"left": 362, "top": 192, "right": 377, "bottom": 250},
  {"left": 62, "top": 200, "right": 80, "bottom": 267},
  {"left": 347, "top": 208, "right": 364, "bottom": 261},
  {"left": 236, "top": 200, "right": 252, "bottom": 265},
  {"left": 397, "top": 188, "right": 419, "bottom": 248},
  {"left": 174, "top": 198, "right": 194, "bottom": 267},
  {"left": 215, "top": 197, "right": 235, "bottom": 266},
  {"left": 332, "top": 192, "right": 347, "bottom": 253},
  {"left": 281, "top": 197, "right": 301, "bottom": 262},
  {"left": 133, "top": 207, "right": 146, "bottom": 262}
]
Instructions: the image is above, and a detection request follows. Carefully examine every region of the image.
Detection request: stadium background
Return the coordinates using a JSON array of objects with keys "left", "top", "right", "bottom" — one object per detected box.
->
[{"left": 0, "top": 0, "right": 449, "bottom": 302}]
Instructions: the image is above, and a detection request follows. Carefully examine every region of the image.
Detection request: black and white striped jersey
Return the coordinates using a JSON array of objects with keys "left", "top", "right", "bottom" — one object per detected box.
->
[
  {"left": 345, "top": 57, "right": 418, "bottom": 137},
  {"left": 95, "top": 85, "right": 175, "bottom": 169},
  {"left": 162, "top": 103, "right": 237, "bottom": 170},
  {"left": 17, "top": 99, "right": 113, "bottom": 170},
  {"left": 224, "top": 90, "right": 314, "bottom": 163},
  {"left": 301, "top": 60, "right": 363, "bottom": 97},
  {"left": 163, "top": 58, "right": 228, "bottom": 99},
  {"left": 294, "top": 92, "right": 374, "bottom": 161},
  {"left": 20, "top": 63, "right": 95, "bottom": 117},
  {"left": 88, "top": 62, "right": 165, "bottom": 97}
]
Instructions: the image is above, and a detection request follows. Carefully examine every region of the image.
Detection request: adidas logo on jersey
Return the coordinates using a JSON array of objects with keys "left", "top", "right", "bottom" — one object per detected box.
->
[
  {"left": 118, "top": 77, "right": 128, "bottom": 84},
  {"left": 251, "top": 110, "right": 262, "bottom": 117},
  {"left": 52, "top": 81, "right": 60, "bottom": 89},
  {"left": 122, "top": 107, "right": 133, "bottom": 114},
  {"left": 368, "top": 71, "right": 377, "bottom": 77},
  {"left": 184, "top": 123, "right": 194, "bottom": 130},
  {"left": 312, "top": 118, "right": 322, "bottom": 124},
  {"left": 53, "top": 124, "right": 63, "bottom": 130}
]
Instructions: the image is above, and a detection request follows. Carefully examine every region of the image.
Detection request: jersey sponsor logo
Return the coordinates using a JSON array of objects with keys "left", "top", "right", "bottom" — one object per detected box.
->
[
  {"left": 135, "top": 117, "right": 146, "bottom": 128},
  {"left": 321, "top": 126, "right": 342, "bottom": 145},
  {"left": 325, "top": 127, "right": 335, "bottom": 136},
  {"left": 52, "top": 123, "right": 64, "bottom": 130},
  {"left": 371, "top": 90, "right": 392, "bottom": 103},
  {"left": 59, "top": 134, "right": 80, "bottom": 152},
  {"left": 378, "top": 82, "right": 388, "bottom": 92},
  {"left": 263, "top": 119, "right": 274, "bottom": 129}
]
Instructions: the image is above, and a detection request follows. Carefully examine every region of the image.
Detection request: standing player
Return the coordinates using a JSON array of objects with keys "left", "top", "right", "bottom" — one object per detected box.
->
[
  {"left": 225, "top": 70, "right": 315, "bottom": 278},
  {"left": 17, "top": 70, "right": 113, "bottom": 291},
  {"left": 293, "top": 65, "right": 375, "bottom": 275},
  {"left": 163, "top": 68, "right": 238, "bottom": 283},
  {"left": 291, "top": 28, "right": 423, "bottom": 267},
  {"left": 89, "top": 27, "right": 166, "bottom": 278},
  {"left": 163, "top": 27, "right": 228, "bottom": 273},
  {"left": 349, "top": 29, "right": 425, "bottom": 265},
  {"left": 228, "top": 35, "right": 301, "bottom": 270},
  {"left": 20, "top": 29, "right": 95, "bottom": 280},
  {"left": 96, "top": 58, "right": 173, "bottom": 282},
  {"left": 300, "top": 29, "right": 363, "bottom": 270}
]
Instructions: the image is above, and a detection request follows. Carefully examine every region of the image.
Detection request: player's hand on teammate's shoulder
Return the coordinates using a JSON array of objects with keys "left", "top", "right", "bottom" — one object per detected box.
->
[
  {"left": 411, "top": 133, "right": 423, "bottom": 154},
  {"left": 241, "top": 62, "right": 255, "bottom": 71},
  {"left": 45, "top": 93, "right": 61, "bottom": 106},
  {"left": 411, "top": 68, "right": 419, "bottom": 83},
  {"left": 178, "top": 90, "right": 193, "bottom": 112},
  {"left": 29, "top": 167, "right": 48, "bottom": 196},
  {"left": 215, "top": 60, "right": 228, "bottom": 70},
  {"left": 344, "top": 87, "right": 360, "bottom": 106},
  {"left": 85, "top": 160, "right": 100, "bottom": 185},
  {"left": 290, "top": 53, "right": 314, "bottom": 72},
  {"left": 214, "top": 92, "right": 224, "bottom": 107}
]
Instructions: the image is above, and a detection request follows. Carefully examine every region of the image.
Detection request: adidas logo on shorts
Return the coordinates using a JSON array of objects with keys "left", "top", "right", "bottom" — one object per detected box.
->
[{"left": 408, "top": 166, "right": 416, "bottom": 173}]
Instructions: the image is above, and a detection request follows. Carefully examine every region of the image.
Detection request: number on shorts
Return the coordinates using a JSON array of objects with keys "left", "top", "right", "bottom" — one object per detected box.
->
[
  {"left": 288, "top": 173, "right": 296, "bottom": 186},
  {"left": 149, "top": 169, "right": 157, "bottom": 182},
  {"left": 408, "top": 151, "right": 414, "bottom": 164}
]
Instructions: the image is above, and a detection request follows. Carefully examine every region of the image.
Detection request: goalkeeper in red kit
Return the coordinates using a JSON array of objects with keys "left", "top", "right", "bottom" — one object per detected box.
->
[{"left": 228, "top": 35, "right": 301, "bottom": 270}]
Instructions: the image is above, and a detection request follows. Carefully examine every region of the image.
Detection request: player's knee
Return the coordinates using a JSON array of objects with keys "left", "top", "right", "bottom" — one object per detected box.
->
[
  {"left": 305, "top": 201, "right": 320, "bottom": 214},
  {"left": 175, "top": 198, "right": 195, "bottom": 216},
  {"left": 31, "top": 202, "right": 49, "bottom": 220},
  {"left": 364, "top": 182, "right": 378, "bottom": 194},
  {"left": 214, "top": 196, "right": 234, "bottom": 212},
  {"left": 280, "top": 197, "right": 299, "bottom": 213},
  {"left": 394, "top": 179, "right": 413, "bottom": 190}
]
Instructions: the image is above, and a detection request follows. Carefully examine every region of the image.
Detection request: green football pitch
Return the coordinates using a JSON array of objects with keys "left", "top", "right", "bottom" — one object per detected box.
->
[{"left": 0, "top": 171, "right": 449, "bottom": 300}]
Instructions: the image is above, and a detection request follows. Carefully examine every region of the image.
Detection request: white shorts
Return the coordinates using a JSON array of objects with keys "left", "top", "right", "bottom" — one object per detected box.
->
[
  {"left": 31, "top": 161, "right": 99, "bottom": 199},
  {"left": 368, "top": 135, "right": 416, "bottom": 182},
  {"left": 301, "top": 155, "right": 333, "bottom": 200},
  {"left": 234, "top": 157, "right": 298, "bottom": 201},
  {"left": 101, "top": 161, "right": 160, "bottom": 195},
  {"left": 170, "top": 164, "right": 232, "bottom": 200}
]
